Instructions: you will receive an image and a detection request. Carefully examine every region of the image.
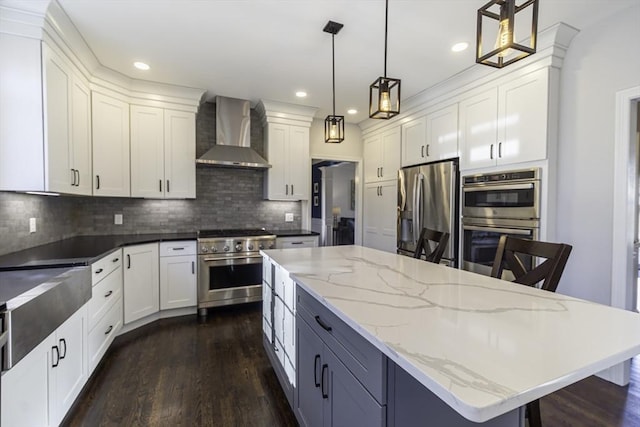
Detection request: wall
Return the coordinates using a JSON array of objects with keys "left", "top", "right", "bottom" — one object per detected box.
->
[
  {"left": 0, "top": 102, "right": 301, "bottom": 256},
  {"left": 309, "top": 119, "right": 363, "bottom": 160},
  {"left": 331, "top": 162, "right": 356, "bottom": 219},
  {"left": 555, "top": 4, "right": 640, "bottom": 304}
]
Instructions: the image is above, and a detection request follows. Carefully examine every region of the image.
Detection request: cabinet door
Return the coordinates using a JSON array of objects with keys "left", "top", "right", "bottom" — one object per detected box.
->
[
  {"left": 123, "top": 243, "right": 160, "bottom": 323},
  {"left": 131, "top": 105, "right": 165, "bottom": 198},
  {"left": 43, "top": 44, "right": 72, "bottom": 193},
  {"left": 52, "top": 306, "right": 86, "bottom": 426},
  {"left": 426, "top": 104, "right": 458, "bottom": 161},
  {"left": 1, "top": 333, "right": 54, "bottom": 427},
  {"left": 289, "top": 125, "right": 310, "bottom": 200},
  {"left": 159, "top": 254, "right": 197, "bottom": 309},
  {"left": 92, "top": 91, "right": 130, "bottom": 197},
  {"left": 402, "top": 116, "right": 427, "bottom": 167},
  {"left": 265, "top": 123, "right": 289, "bottom": 199},
  {"left": 378, "top": 180, "right": 398, "bottom": 253},
  {"left": 164, "top": 109, "right": 196, "bottom": 199},
  {"left": 364, "top": 135, "right": 382, "bottom": 183},
  {"left": 497, "top": 68, "right": 548, "bottom": 165},
  {"left": 296, "top": 316, "right": 325, "bottom": 427},
  {"left": 381, "top": 127, "right": 401, "bottom": 181},
  {"left": 363, "top": 183, "right": 382, "bottom": 250},
  {"left": 459, "top": 88, "right": 498, "bottom": 170},
  {"left": 324, "top": 348, "right": 386, "bottom": 427},
  {"left": 69, "top": 73, "right": 92, "bottom": 195}
]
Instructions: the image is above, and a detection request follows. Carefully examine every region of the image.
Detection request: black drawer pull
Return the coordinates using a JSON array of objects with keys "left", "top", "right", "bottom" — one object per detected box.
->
[
  {"left": 112, "top": 258, "right": 119, "bottom": 263},
  {"left": 52, "top": 346, "right": 60, "bottom": 368},
  {"left": 105, "top": 325, "right": 113, "bottom": 335},
  {"left": 95, "top": 268, "right": 103, "bottom": 274},
  {"left": 59, "top": 338, "right": 67, "bottom": 359},
  {"left": 105, "top": 290, "right": 113, "bottom": 298},
  {"left": 291, "top": 242, "right": 304, "bottom": 245},
  {"left": 172, "top": 247, "right": 185, "bottom": 251},
  {"left": 314, "top": 354, "right": 321, "bottom": 387},
  {"left": 321, "top": 364, "right": 329, "bottom": 399},
  {"left": 315, "top": 315, "right": 332, "bottom": 332}
]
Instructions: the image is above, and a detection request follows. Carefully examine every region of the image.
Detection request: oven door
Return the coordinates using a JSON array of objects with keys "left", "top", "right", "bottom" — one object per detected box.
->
[
  {"left": 462, "top": 218, "right": 539, "bottom": 278},
  {"left": 462, "top": 182, "right": 540, "bottom": 219},
  {"left": 198, "top": 254, "right": 263, "bottom": 308}
]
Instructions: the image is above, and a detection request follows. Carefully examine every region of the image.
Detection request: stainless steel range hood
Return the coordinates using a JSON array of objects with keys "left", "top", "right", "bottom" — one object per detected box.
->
[{"left": 196, "top": 96, "right": 271, "bottom": 169}]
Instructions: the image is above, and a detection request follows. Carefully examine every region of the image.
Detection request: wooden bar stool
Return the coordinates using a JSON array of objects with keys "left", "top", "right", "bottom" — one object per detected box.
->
[
  {"left": 490, "top": 235, "right": 573, "bottom": 427},
  {"left": 413, "top": 228, "right": 450, "bottom": 264}
]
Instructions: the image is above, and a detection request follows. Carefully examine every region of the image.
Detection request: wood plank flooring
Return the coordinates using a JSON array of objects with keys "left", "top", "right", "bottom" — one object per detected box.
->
[{"left": 63, "top": 303, "right": 639, "bottom": 426}]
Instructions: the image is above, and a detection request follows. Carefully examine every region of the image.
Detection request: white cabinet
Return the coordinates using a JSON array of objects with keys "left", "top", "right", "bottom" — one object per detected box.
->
[
  {"left": 1, "top": 305, "right": 87, "bottom": 427},
  {"left": 275, "top": 235, "right": 319, "bottom": 249},
  {"left": 123, "top": 243, "right": 160, "bottom": 324},
  {"left": 159, "top": 241, "right": 197, "bottom": 309},
  {"left": 264, "top": 123, "right": 310, "bottom": 200},
  {"left": 401, "top": 116, "right": 427, "bottom": 167},
  {"left": 92, "top": 91, "right": 131, "bottom": 197},
  {"left": 130, "top": 106, "right": 196, "bottom": 199},
  {"left": 363, "top": 180, "right": 397, "bottom": 253},
  {"left": 364, "top": 126, "right": 401, "bottom": 183},
  {"left": 402, "top": 105, "right": 458, "bottom": 167},
  {"left": 459, "top": 68, "right": 549, "bottom": 170}
]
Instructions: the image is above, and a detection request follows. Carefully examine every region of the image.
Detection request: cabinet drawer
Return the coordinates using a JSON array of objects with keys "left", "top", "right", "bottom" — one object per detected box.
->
[
  {"left": 276, "top": 236, "right": 318, "bottom": 249},
  {"left": 88, "top": 297, "right": 122, "bottom": 374},
  {"left": 159, "top": 240, "right": 196, "bottom": 257},
  {"left": 297, "top": 285, "right": 387, "bottom": 404},
  {"left": 91, "top": 249, "right": 122, "bottom": 285},
  {"left": 87, "top": 267, "right": 122, "bottom": 331}
]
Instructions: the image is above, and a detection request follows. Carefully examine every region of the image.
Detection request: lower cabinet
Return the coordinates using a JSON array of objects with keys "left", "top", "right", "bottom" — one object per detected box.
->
[
  {"left": 1, "top": 305, "right": 86, "bottom": 427},
  {"left": 159, "top": 241, "right": 197, "bottom": 310},
  {"left": 363, "top": 180, "right": 397, "bottom": 253},
  {"left": 123, "top": 243, "right": 160, "bottom": 323}
]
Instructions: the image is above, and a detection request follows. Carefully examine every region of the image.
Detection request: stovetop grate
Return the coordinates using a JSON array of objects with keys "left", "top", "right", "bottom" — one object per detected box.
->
[{"left": 198, "top": 229, "right": 274, "bottom": 239}]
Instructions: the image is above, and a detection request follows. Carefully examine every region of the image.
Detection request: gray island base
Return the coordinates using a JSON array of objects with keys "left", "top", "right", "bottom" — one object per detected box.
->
[{"left": 261, "top": 246, "right": 640, "bottom": 427}]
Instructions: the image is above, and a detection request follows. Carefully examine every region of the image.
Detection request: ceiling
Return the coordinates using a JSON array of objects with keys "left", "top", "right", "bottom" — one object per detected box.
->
[{"left": 57, "top": 0, "right": 636, "bottom": 124}]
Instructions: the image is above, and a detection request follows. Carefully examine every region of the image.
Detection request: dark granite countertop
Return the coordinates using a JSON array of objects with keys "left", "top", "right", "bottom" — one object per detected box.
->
[
  {"left": 0, "top": 233, "right": 197, "bottom": 271},
  {"left": 270, "top": 230, "right": 319, "bottom": 237}
]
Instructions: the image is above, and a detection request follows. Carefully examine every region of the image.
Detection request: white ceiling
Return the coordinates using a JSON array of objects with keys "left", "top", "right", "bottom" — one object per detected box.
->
[{"left": 57, "top": 0, "right": 637, "bottom": 123}]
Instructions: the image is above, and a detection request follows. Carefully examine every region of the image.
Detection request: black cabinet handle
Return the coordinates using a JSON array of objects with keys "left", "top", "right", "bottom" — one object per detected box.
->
[
  {"left": 95, "top": 268, "right": 103, "bottom": 274},
  {"left": 167, "top": 180, "right": 170, "bottom": 193},
  {"left": 159, "top": 179, "right": 162, "bottom": 192},
  {"left": 426, "top": 144, "right": 430, "bottom": 157},
  {"left": 321, "top": 364, "right": 328, "bottom": 399},
  {"left": 96, "top": 175, "right": 100, "bottom": 190},
  {"left": 112, "top": 257, "right": 119, "bottom": 263},
  {"left": 498, "top": 142, "right": 502, "bottom": 158},
  {"left": 291, "top": 184, "right": 294, "bottom": 194},
  {"left": 490, "top": 143, "right": 494, "bottom": 160},
  {"left": 315, "top": 315, "right": 332, "bottom": 332},
  {"left": 172, "top": 247, "right": 185, "bottom": 251},
  {"left": 59, "top": 338, "right": 67, "bottom": 359},
  {"left": 52, "top": 345, "right": 60, "bottom": 368},
  {"left": 192, "top": 261, "right": 195, "bottom": 274},
  {"left": 291, "top": 242, "right": 304, "bottom": 245},
  {"left": 77, "top": 169, "right": 80, "bottom": 187},
  {"left": 105, "top": 325, "right": 113, "bottom": 335},
  {"left": 105, "top": 290, "right": 113, "bottom": 298},
  {"left": 314, "top": 354, "right": 321, "bottom": 388},
  {"left": 70, "top": 168, "right": 75, "bottom": 186},
  {"left": 127, "top": 254, "right": 131, "bottom": 269}
]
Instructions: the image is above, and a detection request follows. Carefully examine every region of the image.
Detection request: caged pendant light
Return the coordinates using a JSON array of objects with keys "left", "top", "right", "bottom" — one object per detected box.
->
[
  {"left": 476, "top": 0, "right": 539, "bottom": 68},
  {"left": 324, "top": 20, "right": 345, "bottom": 143},
  {"left": 369, "top": 0, "right": 400, "bottom": 119}
]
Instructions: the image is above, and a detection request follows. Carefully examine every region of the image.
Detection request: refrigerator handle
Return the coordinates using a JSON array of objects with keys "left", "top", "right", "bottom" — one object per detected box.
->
[
  {"left": 412, "top": 174, "right": 418, "bottom": 245},
  {"left": 416, "top": 173, "right": 424, "bottom": 242}
]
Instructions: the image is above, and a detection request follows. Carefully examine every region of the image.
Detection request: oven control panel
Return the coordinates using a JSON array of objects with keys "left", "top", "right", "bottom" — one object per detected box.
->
[{"left": 198, "top": 237, "right": 276, "bottom": 255}]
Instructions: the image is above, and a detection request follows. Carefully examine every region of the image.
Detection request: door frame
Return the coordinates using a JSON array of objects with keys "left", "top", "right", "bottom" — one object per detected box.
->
[{"left": 609, "top": 85, "right": 640, "bottom": 386}]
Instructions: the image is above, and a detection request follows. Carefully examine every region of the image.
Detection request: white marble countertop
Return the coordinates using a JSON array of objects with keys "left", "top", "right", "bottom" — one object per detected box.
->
[{"left": 262, "top": 245, "right": 640, "bottom": 423}]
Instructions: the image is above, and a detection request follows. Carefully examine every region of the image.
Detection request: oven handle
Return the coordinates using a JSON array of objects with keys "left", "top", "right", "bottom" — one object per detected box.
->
[
  {"left": 202, "top": 255, "right": 263, "bottom": 262},
  {"left": 463, "top": 183, "right": 534, "bottom": 192},
  {"left": 463, "top": 225, "right": 533, "bottom": 236}
]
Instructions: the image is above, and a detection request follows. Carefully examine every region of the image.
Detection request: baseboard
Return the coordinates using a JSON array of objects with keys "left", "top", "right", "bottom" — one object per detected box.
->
[{"left": 118, "top": 306, "right": 197, "bottom": 335}]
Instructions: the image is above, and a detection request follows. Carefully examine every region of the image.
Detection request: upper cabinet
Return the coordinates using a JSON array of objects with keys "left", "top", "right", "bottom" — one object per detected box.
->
[
  {"left": 257, "top": 100, "right": 318, "bottom": 201},
  {"left": 401, "top": 104, "right": 459, "bottom": 167},
  {"left": 130, "top": 106, "right": 196, "bottom": 199},
  {"left": 92, "top": 91, "right": 131, "bottom": 197},
  {"left": 364, "top": 126, "right": 401, "bottom": 183},
  {"left": 459, "top": 68, "right": 549, "bottom": 170}
]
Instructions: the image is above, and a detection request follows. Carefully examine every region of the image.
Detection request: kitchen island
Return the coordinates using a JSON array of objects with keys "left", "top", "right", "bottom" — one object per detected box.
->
[{"left": 261, "top": 245, "right": 640, "bottom": 426}]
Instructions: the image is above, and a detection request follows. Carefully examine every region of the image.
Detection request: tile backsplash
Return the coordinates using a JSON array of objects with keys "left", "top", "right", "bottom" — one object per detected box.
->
[{"left": 0, "top": 102, "right": 301, "bottom": 256}]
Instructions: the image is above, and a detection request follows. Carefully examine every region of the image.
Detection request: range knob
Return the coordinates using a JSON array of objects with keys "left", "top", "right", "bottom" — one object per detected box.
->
[
  {"left": 248, "top": 243, "right": 254, "bottom": 250},
  {"left": 211, "top": 246, "right": 218, "bottom": 253},
  {"left": 223, "top": 245, "right": 230, "bottom": 252},
  {"left": 201, "top": 245, "right": 209, "bottom": 253},
  {"left": 269, "top": 242, "right": 275, "bottom": 249},
  {"left": 235, "top": 243, "right": 243, "bottom": 252},
  {"left": 259, "top": 243, "right": 264, "bottom": 250}
]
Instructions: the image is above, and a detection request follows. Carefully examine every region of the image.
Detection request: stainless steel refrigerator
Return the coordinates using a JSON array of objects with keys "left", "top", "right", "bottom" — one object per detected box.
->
[{"left": 397, "top": 160, "right": 459, "bottom": 266}]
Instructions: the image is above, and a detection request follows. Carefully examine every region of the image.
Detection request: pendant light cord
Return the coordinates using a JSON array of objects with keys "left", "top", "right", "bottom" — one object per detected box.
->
[
  {"left": 332, "top": 33, "right": 336, "bottom": 116},
  {"left": 384, "top": 0, "right": 388, "bottom": 78}
]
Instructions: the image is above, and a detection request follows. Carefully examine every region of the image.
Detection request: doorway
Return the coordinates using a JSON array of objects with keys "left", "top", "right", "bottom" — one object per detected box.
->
[{"left": 312, "top": 160, "right": 357, "bottom": 246}]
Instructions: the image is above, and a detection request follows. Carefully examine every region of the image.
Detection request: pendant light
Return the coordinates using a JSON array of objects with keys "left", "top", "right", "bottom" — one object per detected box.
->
[
  {"left": 324, "top": 21, "right": 345, "bottom": 143},
  {"left": 476, "top": 0, "right": 539, "bottom": 68},
  {"left": 369, "top": 0, "right": 400, "bottom": 120}
]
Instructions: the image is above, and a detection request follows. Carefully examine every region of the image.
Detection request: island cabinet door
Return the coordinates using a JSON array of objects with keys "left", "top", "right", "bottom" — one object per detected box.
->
[
  {"left": 323, "top": 348, "right": 386, "bottom": 427},
  {"left": 296, "top": 316, "right": 325, "bottom": 427}
]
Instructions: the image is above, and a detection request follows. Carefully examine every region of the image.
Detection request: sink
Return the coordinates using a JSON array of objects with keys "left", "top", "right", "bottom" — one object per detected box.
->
[{"left": 0, "top": 266, "right": 91, "bottom": 369}]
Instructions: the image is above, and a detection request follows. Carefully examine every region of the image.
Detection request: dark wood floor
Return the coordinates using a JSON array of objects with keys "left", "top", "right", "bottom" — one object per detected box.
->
[{"left": 63, "top": 304, "right": 639, "bottom": 427}]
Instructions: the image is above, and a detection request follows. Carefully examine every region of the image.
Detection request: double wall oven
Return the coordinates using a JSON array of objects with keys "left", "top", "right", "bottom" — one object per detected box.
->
[
  {"left": 461, "top": 168, "right": 541, "bottom": 276},
  {"left": 197, "top": 229, "right": 276, "bottom": 316}
]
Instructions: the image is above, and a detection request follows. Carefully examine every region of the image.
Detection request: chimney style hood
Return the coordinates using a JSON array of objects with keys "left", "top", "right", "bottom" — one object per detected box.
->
[{"left": 196, "top": 96, "right": 271, "bottom": 169}]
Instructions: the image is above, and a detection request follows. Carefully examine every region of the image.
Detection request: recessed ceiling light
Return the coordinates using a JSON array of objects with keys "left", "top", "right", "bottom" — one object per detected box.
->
[
  {"left": 347, "top": 109, "right": 358, "bottom": 115},
  {"left": 451, "top": 42, "right": 469, "bottom": 53},
  {"left": 295, "top": 91, "right": 307, "bottom": 98},
  {"left": 134, "top": 61, "right": 150, "bottom": 70}
]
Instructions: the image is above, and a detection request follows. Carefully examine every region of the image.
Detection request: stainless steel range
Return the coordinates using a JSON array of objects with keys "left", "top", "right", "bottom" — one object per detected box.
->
[{"left": 197, "top": 229, "right": 276, "bottom": 316}]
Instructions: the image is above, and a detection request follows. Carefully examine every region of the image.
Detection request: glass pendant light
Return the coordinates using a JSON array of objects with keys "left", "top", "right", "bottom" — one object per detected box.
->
[
  {"left": 324, "top": 21, "right": 345, "bottom": 143},
  {"left": 476, "top": 0, "right": 539, "bottom": 68},
  {"left": 369, "top": 0, "right": 400, "bottom": 120}
]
